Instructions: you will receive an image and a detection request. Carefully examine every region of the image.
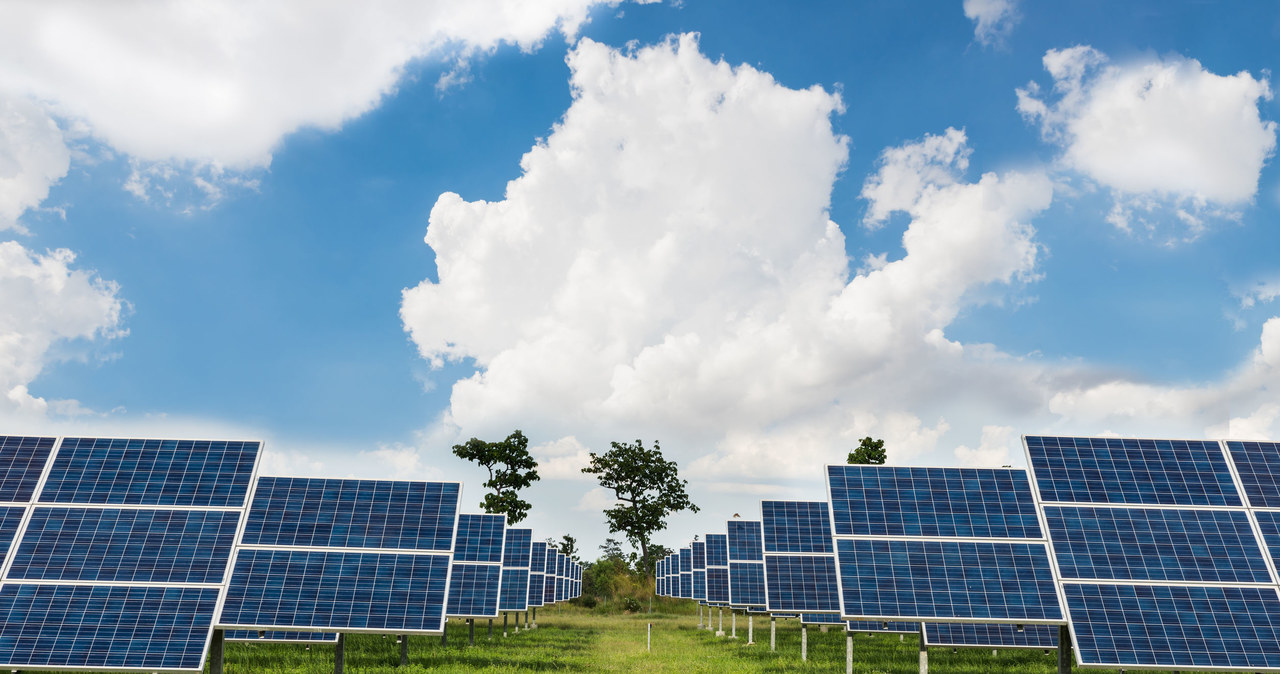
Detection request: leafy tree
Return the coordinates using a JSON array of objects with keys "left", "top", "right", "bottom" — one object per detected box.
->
[
  {"left": 452, "top": 430, "right": 540, "bottom": 524},
  {"left": 582, "top": 438, "right": 699, "bottom": 574},
  {"left": 847, "top": 436, "right": 887, "bottom": 465},
  {"left": 600, "top": 538, "right": 626, "bottom": 563},
  {"left": 560, "top": 534, "right": 580, "bottom": 562}
]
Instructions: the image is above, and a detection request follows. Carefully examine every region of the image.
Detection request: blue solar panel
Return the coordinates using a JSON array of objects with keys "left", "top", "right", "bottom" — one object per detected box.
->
[
  {"left": 762, "top": 501, "right": 834, "bottom": 553},
  {"left": 225, "top": 631, "right": 338, "bottom": 643},
  {"left": 705, "top": 533, "right": 728, "bottom": 567},
  {"left": 448, "top": 562, "right": 502, "bottom": 617},
  {"left": 499, "top": 568, "right": 530, "bottom": 611},
  {"left": 0, "top": 583, "right": 219, "bottom": 670},
  {"left": 40, "top": 437, "right": 259, "bottom": 507},
  {"left": 802, "top": 613, "right": 844, "bottom": 624},
  {"left": 527, "top": 572, "right": 544, "bottom": 606},
  {"left": 729, "top": 562, "right": 766, "bottom": 606},
  {"left": 827, "top": 465, "right": 1041, "bottom": 538},
  {"left": 0, "top": 505, "right": 25, "bottom": 565},
  {"left": 679, "top": 572, "right": 692, "bottom": 599},
  {"left": 692, "top": 541, "right": 706, "bottom": 570},
  {"left": 8, "top": 506, "right": 240, "bottom": 583},
  {"left": 1045, "top": 505, "right": 1270, "bottom": 583},
  {"left": 1065, "top": 583, "right": 1280, "bottom": 669},
  {"left": 1227, "top": 440, "right": 1280, "bottom": 508},
  {"left": 222, "top": 548, "right": 449, "bottom": 631},
  {"left": 847, "top": 620, "right": 919, "bottom": 633},
  {"left": 924, "top": 623, "right": 1059, "bottom": 649},
  {"left": 242, "top": 477, "right": 459, "bottom": 551},
  {"left": 764, "top": 555, "right": 840, "bottom": 613},
  {"left": 453, "top": 513, "right": 505, "bottom": 563},
  {"left": 707, "top": 566, "right": 729, "bottom": 604},
  {"left": 0, "top": 436, "right": 54, "bottom": 502},
  {"left": 1025, "top": 435, "right": 1240, "bottom": 506},
  {"left": 529, "top": 541, "right": 547, "bottom": 573},
  {"left": 1248, "top": 511, "right": 1280, "bottom": 569},
  {"left": 503, "top": 528, "right": 532, "bottom": 568},
  {"left": 555, "top": 574, "right": 565, "bottom": 603},
  {"left": 835, "top": 539, "right": 1062, "bottom": 621},
  {"left": 543, "top": 570, "right": 556, "bottom": 604},
  {"left": 728, "top": 520, "right": 763, "bottom": 561},
  {"left": 679, "top": 547, "right": 691, "bottom": 573},
  {"left": 693, "top": 569, "right": 707, "bottom": 600}
]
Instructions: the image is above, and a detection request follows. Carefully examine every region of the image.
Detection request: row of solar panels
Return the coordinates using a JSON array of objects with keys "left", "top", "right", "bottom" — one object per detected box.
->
[
  {"left": 658, "top": 436, "right": 1280, "bottom": 671},
  {"left": 0, "top": 435, "right": 581, "bottom": 673}
]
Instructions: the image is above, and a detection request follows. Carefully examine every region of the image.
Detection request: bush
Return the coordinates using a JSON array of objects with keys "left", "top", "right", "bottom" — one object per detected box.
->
[
  {"left": 577, "top": 595, "right": 598, "bottom": 609},
  {"left": 621, "top": 597, "right": 642, "bottom": 612}
]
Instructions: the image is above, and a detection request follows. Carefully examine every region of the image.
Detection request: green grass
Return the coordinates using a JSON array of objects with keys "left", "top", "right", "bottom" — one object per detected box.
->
[{"left": 183, "top": 601, "right": 1157, "bottom": 673}]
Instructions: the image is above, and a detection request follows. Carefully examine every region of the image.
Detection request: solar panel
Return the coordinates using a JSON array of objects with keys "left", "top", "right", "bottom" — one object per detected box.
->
[
  {"left": 499, "top": 527, "right": 532, "bottom": 612},
  {"left": 0, "top": 435, "right": 55, "bottom": 502},
  {"left": 1025, "top": 435, "right": 1240, "bottom": 506},
  {"left": 924, "top": 623, "right": 1059, "bottom": 649},
  {"left": 503, "top": 528, "right": 532, "bottom": 568},
  {"left": 729, "top": 561, "right": 766, "bottom": 606},
  {"left": 847, "top": 620, "right": 919, "bottom": 633},
  {"left": 1026, "top": 435, "right": 1280, "bottom": 671},
  {"left": 761, "top": 501, "right": 840, "bottom": 614},
  {"left": 1226, "top": 440, "right": 1280, "bottom": 507},
  {"left": 225, "top": 631, "right": 339, "bottom": 643},
  {"left": 707, "top": 566, "right": 729, "bottom": 604},
  {"left": 801, "top": 613, "right": 844, "bottom": 624},
  {"left": 447, "top": 513, "right": 506, "bottom": 618},
  {"left": 0, "top": 436, "right": 262, "bottom": 673},
  {"left": 528, "top": 572, "right": 544, "bottom": 606},
  {"left": 41, "top": 438, "right": 259, "bottom": 507},
  {"left": 222, "top": 476, "right": 458, "bottom": 636},
  {"left": 728, "top": 520, "right": 763, "bottom": 561},
  {"left": 827, "top": 464, "right": 1063, "bottom": 626},
  {"left": 242, "top": 477, "right": 459, "bottom": 550},
  {"left": 706, "top": 533, "right": 728, "bottom": 566},
  {"left": 453, "top": 513, "right": 505, "bottom": 563}
]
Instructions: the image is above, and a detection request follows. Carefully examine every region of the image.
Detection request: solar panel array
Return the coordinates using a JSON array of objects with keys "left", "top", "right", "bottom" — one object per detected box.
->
[
  {"left": 221, "top": 476, "right": 458, "bottom": 636},
  {"left": 827, "top": 465, "right": 1063, "bottom": 626},
  {"left": 760, "top": 501, "right": 840, "bottom": 614},
  {"left": 1027, "top": 436, "right": 1280, "bottom": 671},
  {"left": 0, "top": 436, "right": 260, "bottom": 673}
]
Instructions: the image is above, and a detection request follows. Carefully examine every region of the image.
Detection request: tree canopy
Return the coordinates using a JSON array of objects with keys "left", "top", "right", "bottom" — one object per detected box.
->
[
  {"left": 560, "top": 534, "right": 580, "bottom": 562},
  {"left": 582, "top": 438, "right": 698, "bottom": 575},
  {"left": 847, "top": 436, "right": 887, "bottom": 465},
  {"left": 451, "top": 429, "right": 540, "bottom": 524}
]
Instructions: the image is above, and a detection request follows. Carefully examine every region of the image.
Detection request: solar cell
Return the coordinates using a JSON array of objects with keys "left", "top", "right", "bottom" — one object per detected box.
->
[
  {"left": 448, "top": 563, "right": 502, "bottom": 618},
  {"left": 924, "top": 623, "right": 1059, "bottom": 649},
  {"left": 453, "top": 513, "right": 505, "bottom": 563},
  {"left": 827, "top": 465, "right": 1041, "bottom": 538},
  {"left": 503, "top": 528, "right": 532, "bottom": 568},
  {"left": 835, "top": 538, "right": 1062, "bottom": 622},
  {"left": 8, "top": 506, "right": 241, "bottom": 583},
  {"left": 1226, "top": 440, "right": 1280, "bottom": 508},
  {"left": 0, "top": 435, "right": 55, "bottom": 502},
  {"left": 1045, "top": 504, "right": 1270, "bottom": 583},
  {"left": 222, "top": 548, "right": 450, "bottom": 631},
  {"left": 0, "top": 583, "right": 219, "bottom": 671},
  {"left": 224, "top": 631, "right": 338, "bottom": 643},
  {"left": 728, "top": 520, "right": 763, "bottom": 561},
  {"left": 1025, "top": 435, "right": 1240, "bottom": 506},
  {"left": 762, "top": 501, "right": 833, "bottom": 553},
  {"left": 1064, "top": 583, "right": 1280, "bottom": 670},
  {"left": 41, "top": 438, "right": 259, "bottom": 507},
  {"left": 242, "top": 477, "right": 459, "bottom": 551},
  {"left": 764, "top": 555, "right": 841, "bottom": 613}
]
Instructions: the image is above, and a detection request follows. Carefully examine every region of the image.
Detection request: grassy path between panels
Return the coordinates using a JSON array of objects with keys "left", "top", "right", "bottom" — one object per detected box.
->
[{"left": 162, "top": 602, "right": 1224, "bottom": 673}]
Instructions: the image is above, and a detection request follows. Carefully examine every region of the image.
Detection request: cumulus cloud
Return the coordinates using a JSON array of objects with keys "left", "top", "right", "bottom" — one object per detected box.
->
[
  {"left": 402, "top": 35, "right": 1055, "bottom": 489},
  {"left": 0, "top": 242, "right": 127, "bottom": 417},
  {"left": 963, "top": 0, "right": 1019, "bottom": 47},
  {"left": 1018, "top": 46, "right": 1277, "bottom": 239},
  {"left": 954, "top": 425, "right": 1017, "bottom": 466},
  {"left": 0, "top": 96, "right": 70, "bottom": 233}
]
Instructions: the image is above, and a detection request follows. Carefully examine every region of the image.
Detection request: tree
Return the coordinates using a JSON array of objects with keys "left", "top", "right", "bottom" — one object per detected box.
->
[
  {"left": 600, "top": 538, "right": 626, "bottom": 563},
  {"left": 560, "top": 534, "right": 580, "bottom": 562},
  {"left": 582, "top": 438, "right": 699, "bottom": 575},
  {"left": 452, "top": 430, "right": 540, "bottom": 524},
  {"left": 847, "top": 436, "right": 887, "bottom": 465}
]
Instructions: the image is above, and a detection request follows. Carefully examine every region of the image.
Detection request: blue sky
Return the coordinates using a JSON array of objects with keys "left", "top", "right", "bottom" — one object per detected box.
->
[{"left": 2, "top": 1, "right": 1279, "bottom": 552}]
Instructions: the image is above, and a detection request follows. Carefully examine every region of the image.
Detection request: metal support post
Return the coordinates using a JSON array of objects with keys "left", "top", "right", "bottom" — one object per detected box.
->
[
  {"left": 468, "top": 619, "right": 475, "bottom": 646},
  {"left": 846, "top": 632, "right": 854, "bottom": 674},
  {"left": 209, "top": 629, "right": 224, "bottom": 674},
  {"left": 504, "top": 613, "right": 509, "bottom": 637},
  {"left": 488, "top": 618, "right": 493, "bottom": 639},
  {"left": 802, "top": 624, "right": 808, "bottom": 661},
  {"left": 532, "top": 607, "right": 537, "bottom": 628},
  {"left": 918, "top": 625, "right": 928, "bottom": 674},
  {"left": 747, "top": 614, "right": 754, "bottom": 644},
  {"left": 770, "top": 617, "right": 776, "bottom": 651},
  {"left": 1057, "top": 625, "right": 1072, "bottom": 674},
  {"left": 441, "top": 620, "right": 448, "bottom": 646},
  {"left": 647, "top": 622, "right": 652, "bottom": 652},
  {"left": 400, "top": 635, "right": 408, "bottom": 666},
  {"left": 335, "top": 633, "right": 345, "bottom": 674},
  {"left": 731, "top": 611, "right": 737, "bottom": 639},
  {"left": 698, "top": 603, "right": 703, "bottom": 629}
]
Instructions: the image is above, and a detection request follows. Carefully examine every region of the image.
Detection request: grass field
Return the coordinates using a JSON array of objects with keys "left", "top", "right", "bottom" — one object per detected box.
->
[{"left": 190, "top": 600, "right": 1167, "bottom": 673}]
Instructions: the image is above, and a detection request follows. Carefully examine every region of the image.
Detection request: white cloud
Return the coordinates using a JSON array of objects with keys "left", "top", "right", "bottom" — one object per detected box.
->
[
  {"left": 0, "top": 242, "right": 127, "bottom": 417},
  {"left": 1018, "top": 46, "right": 1277, "bottom": 239},
  {"left": 575, "top": 486, "right": 620, "bottom": 512},
  {"left": 963, "top": 0, "right": 1019, "bottom": 47},
  {"left": 953, "top": 425, "right": 1017, "bottom": 466},
  {"left": 531, "top": 436, "right": 594, "bottom": 480},
  {"left": 0, "top": 0, "right": 623, "bottom": 169},
  {"left": 0, "top": 95, "right": 70, "bottom": 232}
]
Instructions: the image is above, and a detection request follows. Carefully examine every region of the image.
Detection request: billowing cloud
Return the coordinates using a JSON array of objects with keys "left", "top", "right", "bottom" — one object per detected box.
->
[
  {"left": 402, "top": 35, "right": 1055, "bottom": 487},
  {"left": 963, "top": 0, "right": 1019, "bottom": 47},
  {"left": 0, "top": 96, "right": 70, "bottom": 232},
  {"left": 0, "top": 242, "right": 126, "bottom": 417},
  {"left": 1018, "top": 46, "right": 1277, "bottom": 238}
]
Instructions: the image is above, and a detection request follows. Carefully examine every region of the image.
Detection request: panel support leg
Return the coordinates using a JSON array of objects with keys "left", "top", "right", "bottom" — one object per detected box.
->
[
  {"left": 504, "top": 612, "right": 509, "bottom": 637},
  {"left": 335, "top": 633, "right": 345, "bottom": 674},
  {"left": 770, "top": 617, "right": 776, "bottom": 651},
  {"left": 468, "top": 619, "right": 475, "bottom": 646},
  {"left": 209, "top": 628, "right": 224, "bottom": 674},
  {"left": 698, "top": 603, "right": 703, "bottom": 629},
  {"left": 488, "top": 618, "right": 493, "bottom": 639},
  {"left": 1057, "top": 625, "right": 1072, "bottom": 674},
  {"left": 747, "top": 614, "right": 754, "bottom": 645},
  {"left": 918, "top": 626, "right": 927, "bottom": 674},
  {"left": 802, "top": 624, "right": 808, "bottom": 661},
  {"left": 441, "top": 621, "right": 448, "bottom": 647},
  {"left": 400, "top": 634, "right": 408, "bottom": 666},
  {"left": 532, "top": 607, "right": 537, "bottom": 629},
  {"left": 731, "top": 611, "right": 737, "bottom": 639},
  {"left": 717, "top": 608, "right": 724, "bottom": 636},
  {"left": 847, "top": 632, "right": 854, "bottom": 674}
]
